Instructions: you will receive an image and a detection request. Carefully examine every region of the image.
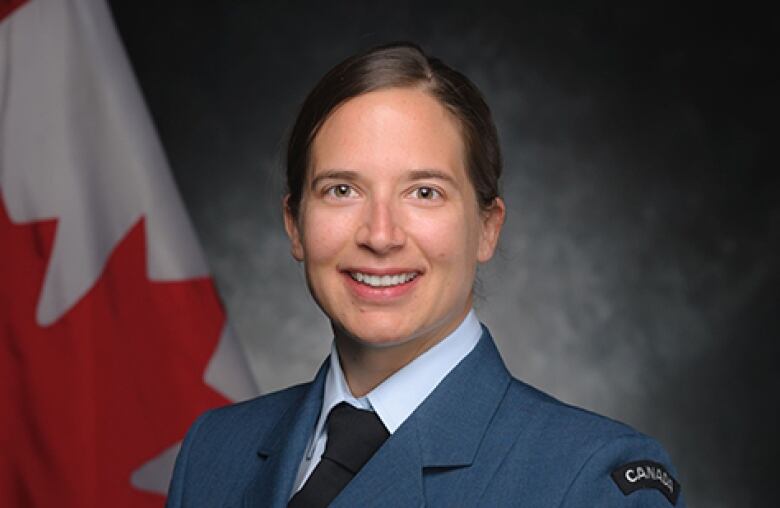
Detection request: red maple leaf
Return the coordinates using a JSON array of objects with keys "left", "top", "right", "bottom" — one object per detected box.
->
[{"left": 0, "top": 193, "right": 231, "bottom": 507}]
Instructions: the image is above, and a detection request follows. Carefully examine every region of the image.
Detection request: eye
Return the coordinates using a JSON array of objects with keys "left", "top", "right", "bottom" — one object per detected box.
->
[
  {"left": 325, "top": 184, "right": 357, "bottom": 199},
  {"left": 411, "top": 186, "right": 441, "bottom": 200}
]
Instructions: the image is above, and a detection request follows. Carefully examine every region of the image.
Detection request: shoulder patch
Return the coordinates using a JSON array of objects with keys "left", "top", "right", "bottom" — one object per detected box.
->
[{"left": 611, "top": 460, "right": 680, "bottom": 505}]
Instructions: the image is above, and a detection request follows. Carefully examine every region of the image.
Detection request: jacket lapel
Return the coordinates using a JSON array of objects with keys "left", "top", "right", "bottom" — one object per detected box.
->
[
  {"left": 415, "top": 326, "right": 511, "bottom": 468},
  {"left": 331, "top": 327, "right": 512, "bottom": 507},
  {"left": 242, "top": 361, "right": 328, "bottom": 508}
]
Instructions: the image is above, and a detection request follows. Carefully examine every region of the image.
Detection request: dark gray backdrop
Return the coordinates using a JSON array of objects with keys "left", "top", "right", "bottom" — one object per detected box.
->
[{"left": 109, "top": 2, "right": 778, "bottom": 506}]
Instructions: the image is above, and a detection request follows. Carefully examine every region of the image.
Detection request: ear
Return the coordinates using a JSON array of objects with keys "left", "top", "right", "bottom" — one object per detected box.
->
[
  {"left": 282, "top": 195, "right": 304, "bottom": 262},
  {"left": 477, "top": 197, "right": 505, "bottom": 263}
]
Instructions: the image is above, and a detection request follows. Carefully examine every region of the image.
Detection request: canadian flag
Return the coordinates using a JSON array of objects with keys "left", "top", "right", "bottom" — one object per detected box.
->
[{"left": 0, "top": 0, "right": 258, "bottom": 506}]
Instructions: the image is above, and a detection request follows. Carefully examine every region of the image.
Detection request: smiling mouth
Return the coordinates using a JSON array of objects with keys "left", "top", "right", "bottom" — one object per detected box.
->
[{"left": 349, "top": 271, "right": 419, "bottom": 288}]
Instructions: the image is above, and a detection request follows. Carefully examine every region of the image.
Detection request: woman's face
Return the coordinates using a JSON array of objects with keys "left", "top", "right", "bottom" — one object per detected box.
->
[{"left": 284, "top": 87, "right": 504, "bottom": 351}]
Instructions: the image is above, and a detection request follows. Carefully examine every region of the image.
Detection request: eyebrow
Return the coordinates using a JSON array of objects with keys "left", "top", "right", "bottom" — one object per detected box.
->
[
  {"left": 310, "top": 168, "right": 458, "bottom": 189},
  {"left": 310, "top": 170, "right": 360, "bottom": 190},
  {"left": 406, "top": 169, "right": 458, "bottom": 186}
]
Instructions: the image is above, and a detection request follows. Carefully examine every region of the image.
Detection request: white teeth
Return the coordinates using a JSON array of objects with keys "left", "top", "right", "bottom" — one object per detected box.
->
[{"left": 350, "top": 272, "right": 417, "bottom": 287}]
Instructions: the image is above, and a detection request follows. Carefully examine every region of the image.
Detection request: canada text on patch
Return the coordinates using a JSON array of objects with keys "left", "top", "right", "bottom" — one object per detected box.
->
[{"left": 611, "top": 460, "right": 680, "bottom": 505}]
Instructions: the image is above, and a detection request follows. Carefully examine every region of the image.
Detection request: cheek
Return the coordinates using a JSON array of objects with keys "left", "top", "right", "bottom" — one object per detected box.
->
[
  {"left": 409, "top": 212, "right": 475, "bottom": 263},
  {"left": 300, "top": 208, "right": 354, "bottom": 262}
]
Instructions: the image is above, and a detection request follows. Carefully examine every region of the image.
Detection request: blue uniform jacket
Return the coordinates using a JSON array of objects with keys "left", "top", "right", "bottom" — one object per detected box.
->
[{"left": 167, "top": 327, "right": 686, "bottom": 507}]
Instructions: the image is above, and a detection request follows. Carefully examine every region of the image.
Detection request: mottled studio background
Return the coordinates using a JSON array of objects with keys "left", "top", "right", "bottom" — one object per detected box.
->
[{"left": 109, "top": 2, "right": 777, "bottom": 506}]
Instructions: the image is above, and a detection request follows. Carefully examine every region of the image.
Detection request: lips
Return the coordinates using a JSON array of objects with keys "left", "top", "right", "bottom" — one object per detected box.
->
[
  {"left": 349, "top": 271, "right": 418, "bottom": 288},
  {"left": 341, "top": 268, "right": 422, "bottom": 300}
]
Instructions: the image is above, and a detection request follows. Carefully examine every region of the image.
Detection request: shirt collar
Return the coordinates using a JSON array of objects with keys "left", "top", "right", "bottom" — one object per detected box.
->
[{"left": 307, "top": 309, "right": 482, "bottom": 456}]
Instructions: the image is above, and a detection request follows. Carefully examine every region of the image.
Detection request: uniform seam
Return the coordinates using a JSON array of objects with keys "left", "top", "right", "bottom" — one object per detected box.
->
[
  {"left": 469, "top": 379, "right": 516, "bottom": 504},
  {"left": 468, "top": 381, "right": 543, "bottom": 506}
]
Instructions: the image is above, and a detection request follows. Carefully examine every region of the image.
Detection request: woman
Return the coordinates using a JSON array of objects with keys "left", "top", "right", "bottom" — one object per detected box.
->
[{"left": 167, "top": 42, "right": 685, "bottom": 507}]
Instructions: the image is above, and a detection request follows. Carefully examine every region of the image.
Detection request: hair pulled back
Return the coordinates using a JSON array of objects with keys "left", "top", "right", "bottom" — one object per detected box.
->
[{"left": 286, "top": 42, "right": 502, "bottom": 220}]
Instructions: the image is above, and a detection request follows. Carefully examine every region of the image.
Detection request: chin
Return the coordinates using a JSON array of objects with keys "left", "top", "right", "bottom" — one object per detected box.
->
[
  {"left": 333, "top": 316, "right": 423, "bottom": 349},
  {"left": 341, "top": 326, "right": 412, "bottom": 348},
  {"left": 353, "top": 334, "right": 414, "bottom": 349}
]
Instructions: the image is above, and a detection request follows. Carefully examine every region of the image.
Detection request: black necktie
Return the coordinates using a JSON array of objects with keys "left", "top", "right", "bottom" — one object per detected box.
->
[{"left": 288, "top": 402, "right": 389, "bottom": 508}]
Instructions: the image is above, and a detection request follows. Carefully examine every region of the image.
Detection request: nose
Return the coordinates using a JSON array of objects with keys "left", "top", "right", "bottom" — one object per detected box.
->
[{"left": 355, "top": 197, "right": 406, "bottom": 255}]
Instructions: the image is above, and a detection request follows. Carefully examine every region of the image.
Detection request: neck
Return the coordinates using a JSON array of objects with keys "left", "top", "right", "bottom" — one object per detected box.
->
[{"left": 333, "top": 307, "right": 471, "bottom": 397}]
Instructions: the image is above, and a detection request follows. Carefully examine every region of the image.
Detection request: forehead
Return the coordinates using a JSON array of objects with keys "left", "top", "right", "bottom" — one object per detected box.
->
[{"left": 310, "top": 87, "right": 466, "bottom": 180}]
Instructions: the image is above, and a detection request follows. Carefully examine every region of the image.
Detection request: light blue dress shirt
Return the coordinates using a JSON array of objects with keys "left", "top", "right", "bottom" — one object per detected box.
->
[{"left": 292, "top": 309, "right": 483, "bottom": 493}]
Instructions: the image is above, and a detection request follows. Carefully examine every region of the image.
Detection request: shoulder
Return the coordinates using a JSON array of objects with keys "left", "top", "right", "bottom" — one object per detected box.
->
[
  {"left": 488, "top": 379, "right": 685, "bottom": 507},
  {"left": 192, "top": 381, "right": 310, "bottom": 439},
  {"left": 165, "top": 382, "right": 311, "bottom": 507},
  {"left": 502, "top": 378, "right": 640, "bottom": 447},
  {"left": 179, "top": 381, "right": 311, "bottom": 468}
]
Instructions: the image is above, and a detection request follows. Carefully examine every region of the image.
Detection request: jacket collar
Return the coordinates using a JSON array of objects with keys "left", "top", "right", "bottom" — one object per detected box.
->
[
  {"left": 243, "top": 360, "right": 328, "bottom": 508},
  {"left": 244, "top": 326, "right": 511, "bottom": 508},
  {"left": 330, "top": 326, "right": 510, "bottom": 507}
]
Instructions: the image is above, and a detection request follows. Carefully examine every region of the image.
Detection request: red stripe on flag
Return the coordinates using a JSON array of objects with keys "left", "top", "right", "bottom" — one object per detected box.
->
[
  {"left": 0, "top": 0, "right": 28, "bottom": 21},
  {"left": 0, "top": 193, "right": 231, "bottom": 506}
]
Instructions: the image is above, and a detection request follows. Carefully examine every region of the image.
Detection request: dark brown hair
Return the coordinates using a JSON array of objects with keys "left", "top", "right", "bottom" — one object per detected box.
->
[{"left": 285, "top": 42, "right": 502, "bottom": 220}]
